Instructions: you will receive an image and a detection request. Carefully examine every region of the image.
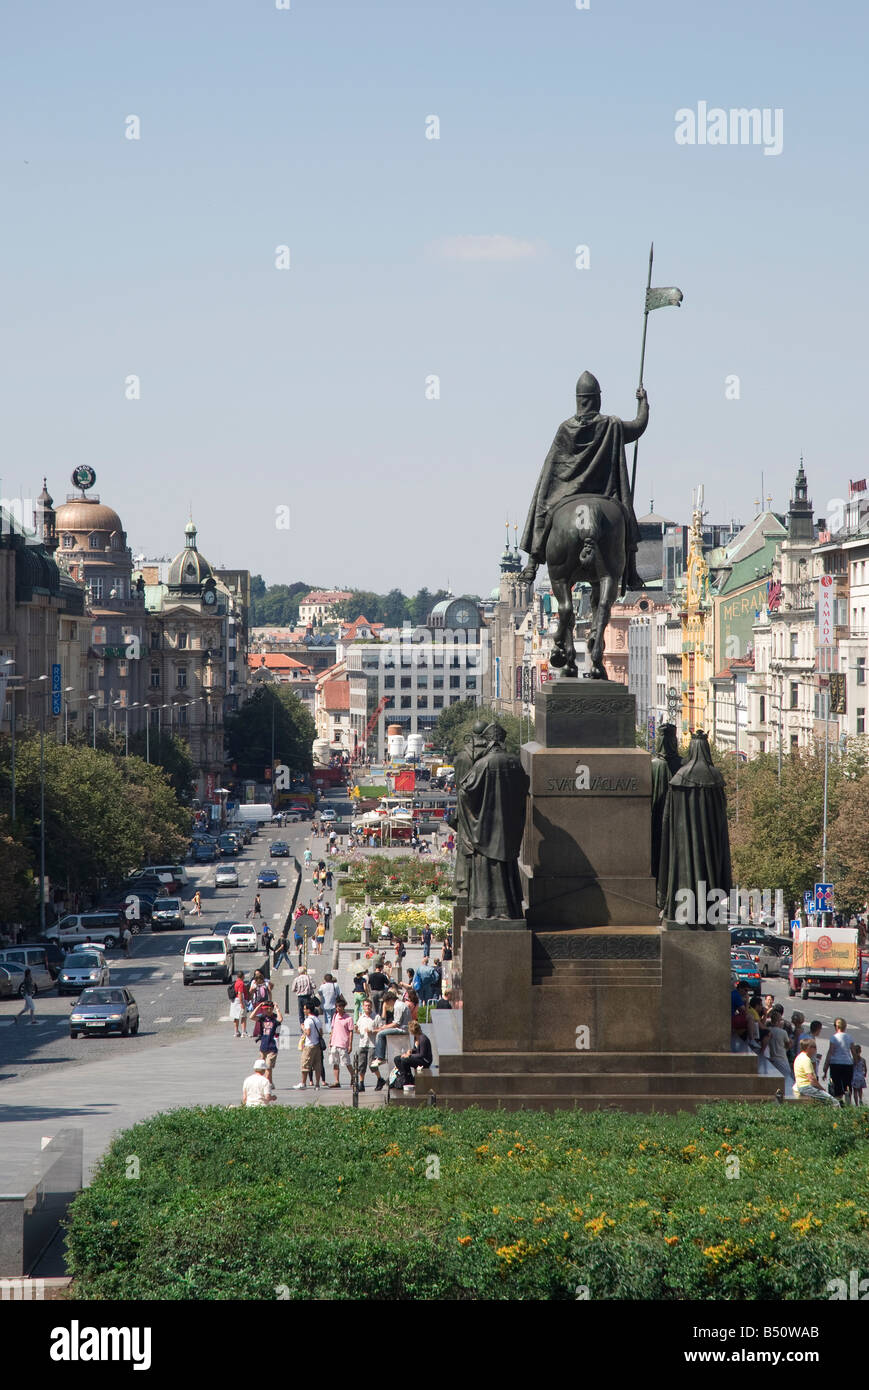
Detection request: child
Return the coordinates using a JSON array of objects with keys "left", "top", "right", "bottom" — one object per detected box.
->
[{"left": 852, "top": 1045, "right": 866, "bottom": 1106}]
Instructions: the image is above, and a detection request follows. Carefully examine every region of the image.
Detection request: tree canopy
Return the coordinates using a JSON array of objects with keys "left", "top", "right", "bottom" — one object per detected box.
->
[
  {"left": 224, "top": 685, "right": 316, "bottom": 781},
  {"left": 432, "top": 700, "right": 521, "bottom": 759}
]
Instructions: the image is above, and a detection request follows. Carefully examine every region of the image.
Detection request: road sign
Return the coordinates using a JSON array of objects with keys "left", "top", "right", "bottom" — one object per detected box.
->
[
  {"left": 51, "top": 663, "right": 61, "bottom": 717},
  {"left": 814, "top": 882, "right": 833, "bottom": 912}
]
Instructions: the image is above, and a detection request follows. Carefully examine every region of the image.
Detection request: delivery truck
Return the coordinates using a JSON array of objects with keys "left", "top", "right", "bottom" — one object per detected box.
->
[{"left": 788, "top": 924, "right": 860, "bottom": 1002}]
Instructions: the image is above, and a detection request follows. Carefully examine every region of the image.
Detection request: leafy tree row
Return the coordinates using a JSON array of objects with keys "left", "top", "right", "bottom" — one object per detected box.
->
[
  {"left": 224, "top": 685, "right": 316, "bottom": 781},
  {"left": 432, "top": 699, "right": 521, "bottom": 759},
  {"left": 248, "top": 578, "right": 462, "bottom": 631}
]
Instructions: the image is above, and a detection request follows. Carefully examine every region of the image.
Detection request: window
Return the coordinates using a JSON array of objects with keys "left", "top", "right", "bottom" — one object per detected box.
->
[
  {"left": 400, "top": 676, "right": 411, "bottom": 689},
  {"left": 449, "top": 695, "right": 460, "bottom": 705},
  {"left": 178, "top": 706, "right": 188, "bottom": 726},
  {"left": 449, "top": 676, "right": 461, "bottom": 689},
  {"left": 417, "top": 696, "right": 428, "bottom": 709},
  {"left": 111, "top": 534, "right": 121, "bottom": 550},
  {"left": 150, "top": 668, "right": 160, "bottom": 688},
  {"left": 433, "top": 696, "right": 443, "bottom": 709},
  {"left": 790, "top": 681, "right": 799, "bottom": 709},
  {"left": 759, "top": 695, "right": 766, "bottom": 723},
  {"left": 466, "top": 676, "right": 477, "bottom": 690},
  {"left": 177, "top": 632, "right": 188, "bottom": 650},
  {"left": 417, "top": 676, "right": 428, "bottom": 689},
  {"left": 63, "top": 534, "right": 74, "bottom": 549},
  {"left": 177, "top": 666, "right": 188, "bottom": 690},
  {"left": 89, "top": 577, "right": 103, "bottom": 602},
  {"left": 150, "top": 630, "right": 160, "bottom": 649},
  {"left": 384, "top": 675, "right": 395, "bottom": 689},
  {"left": 790, "top": 734, "right": 799, "bottom": 749},
  {"left": 88, "top": 534, "right": 101, "bottom": 550},
  {"left": 400, "top": 696, "right": 411, "bottom": 709},
  {"left": 859, "top": 707, "right": 866, "bottom": 736},
  {"left": 858, "top": 657, "right": 866, "bottom": 686},
  {"left": 433, "top": 676, "right": 443, "bottom": 689},
  {"left": 790, "top": 632, "right": 798, "bottom": 658}
]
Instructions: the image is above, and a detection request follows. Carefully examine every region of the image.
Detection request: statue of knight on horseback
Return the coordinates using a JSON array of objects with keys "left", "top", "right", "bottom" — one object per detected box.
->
[{"left": 519, "top": 371, "right": 649, "bottom": 680}]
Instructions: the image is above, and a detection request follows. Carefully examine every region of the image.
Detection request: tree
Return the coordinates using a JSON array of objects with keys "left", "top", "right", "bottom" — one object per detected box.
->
[
  {"left": 828, "top": 775, "right": 869, "bottom": 915},
  {"left": 382, "top": 589, "right": 409, "bottom": 627},
  {"left": 224, "top": 685, "right": 316, "bottom": 781},
  {"left": 127, "top": 730, "right": 195, "bottom": 802},
  {"left": 249, "top": 581, "right": 311, "bottom": 628},
  {"left": 334, "top": 591, "right": 387, "bottom": 624},
  {"left": 728, "top": 751, "right": 842, "bottom": 910},
  {"left": 432, "top": 701, "right": 521, "bottom": 759},
  {"left": 0, "top": 814, "right": 35, "bottom": 923}
]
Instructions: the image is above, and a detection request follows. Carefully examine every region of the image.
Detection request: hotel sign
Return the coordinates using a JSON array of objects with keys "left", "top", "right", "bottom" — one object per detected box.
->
[{"left": 818, "top": 575, "right": 833, "bottom": 648}]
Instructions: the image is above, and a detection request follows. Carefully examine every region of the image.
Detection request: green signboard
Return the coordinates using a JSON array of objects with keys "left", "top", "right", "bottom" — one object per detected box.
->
[{"left": 715, "top": 580, "right": 769, "bottom": 667}]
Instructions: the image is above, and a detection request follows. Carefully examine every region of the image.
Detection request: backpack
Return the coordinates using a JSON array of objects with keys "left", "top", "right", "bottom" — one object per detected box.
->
[{"left": 227, "top": 982, "right": 236, "bottom": 1001}]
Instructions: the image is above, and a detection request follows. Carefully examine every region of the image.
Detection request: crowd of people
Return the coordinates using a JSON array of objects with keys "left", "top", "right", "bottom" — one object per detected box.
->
[{"left": 731, "top": 981, "right": 864, "bottom": 1105}]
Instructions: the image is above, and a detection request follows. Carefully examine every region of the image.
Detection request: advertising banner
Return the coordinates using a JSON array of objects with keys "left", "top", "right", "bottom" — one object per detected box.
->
[
  {"left": 818, "top": 575, "right": 834, "bottom": 648},
  {"left": 791, "top": 926, "right": 858, "bottom": 974}
]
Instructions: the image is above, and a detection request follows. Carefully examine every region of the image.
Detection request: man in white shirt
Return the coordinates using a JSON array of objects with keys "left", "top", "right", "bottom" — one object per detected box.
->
[
  {"left": 242, "top": 1057, "right": 277, "bottom": 1107},
  {"left": 354, "top": 998, "right": 381, "bottom": 1091},
  {"left": 294, "top": 1002, "right": 323, "bottom": 1089}
]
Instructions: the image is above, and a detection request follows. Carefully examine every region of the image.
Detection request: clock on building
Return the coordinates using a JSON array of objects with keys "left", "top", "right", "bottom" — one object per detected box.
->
[
  {"left": 203, "top": 588, "right": 216, "bottom": 605},
  {"left": 455, "top": 606, "right": 471, "bottom": 624},
  {"left": 71, "top": 465, "right": 97, "bottom": 493}
]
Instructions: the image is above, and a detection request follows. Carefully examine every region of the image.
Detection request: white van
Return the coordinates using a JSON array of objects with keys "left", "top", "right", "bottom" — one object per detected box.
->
[
  {"left": 0, "top": 947, "right": 55, "bottom": 994},
  {"left": 183, "top": 936, "right": 232, "bottom": 986},
  {"left": 46, "top": 913, "right": 125, "bottom": 950}
]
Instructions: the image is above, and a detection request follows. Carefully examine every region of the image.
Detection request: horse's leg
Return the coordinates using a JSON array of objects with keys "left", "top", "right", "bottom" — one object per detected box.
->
[
  {"left": 591, "top": 572, "right": 617, "bottom": 679},
  {"left": 549, "top": 575, "right": 574, "bottom": 673},
  {"left": 587, "top": 582, "right": 600, "bottom": 654}
]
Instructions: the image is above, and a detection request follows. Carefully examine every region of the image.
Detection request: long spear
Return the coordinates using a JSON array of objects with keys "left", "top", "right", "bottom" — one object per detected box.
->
[{"left": 629, "top": 243, "right": 683, "bottom": 503}]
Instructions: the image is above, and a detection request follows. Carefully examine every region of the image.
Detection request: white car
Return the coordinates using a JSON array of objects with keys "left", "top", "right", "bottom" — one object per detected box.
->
[
  {"left": 215, "top": 865, "right": 239, "bottom": 888},
  {"left": 183, "top": 936, "right": 232, "bottom": 986},
  {"left": 57, "top": 950, "right": 111, "bottom": 995},
  {"left": 226, "top": 923, "right": 258, "bottom": 952},
  {"left": 320, "top": 808, "right": 337, "bottom": 822}
]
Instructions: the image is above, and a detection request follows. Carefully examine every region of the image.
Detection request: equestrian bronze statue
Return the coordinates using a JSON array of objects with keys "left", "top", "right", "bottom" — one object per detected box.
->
[{"left": 520, "top": 371, "right": 648, "bottom": 679}]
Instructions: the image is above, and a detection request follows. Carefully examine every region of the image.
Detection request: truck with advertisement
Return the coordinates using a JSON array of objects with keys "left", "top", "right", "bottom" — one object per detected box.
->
[{"left": 788, "top": 924, "right": 860, "bottom": 1002}]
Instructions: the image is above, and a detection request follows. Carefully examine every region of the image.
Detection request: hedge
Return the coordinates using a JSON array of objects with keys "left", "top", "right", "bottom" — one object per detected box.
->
[{"left": 65, "top": 1102, "right": 869, "bottom": 1300}]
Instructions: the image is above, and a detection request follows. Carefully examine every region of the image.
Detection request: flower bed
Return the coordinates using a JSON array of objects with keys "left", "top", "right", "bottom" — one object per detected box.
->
[
  {"left": 340, "top": 902, "right": 452, "bottom": 941},
  {"left": 66, "top": 1103, "right": 869, "bottom": 1301},
  {"left": 339, "top": 853, "right": 455, "bottom": 903}
]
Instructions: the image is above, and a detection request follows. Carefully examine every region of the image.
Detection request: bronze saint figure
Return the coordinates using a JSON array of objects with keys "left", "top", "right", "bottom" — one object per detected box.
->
[{"left": 459, "top": 722, "right": 530, "bottom": 920}]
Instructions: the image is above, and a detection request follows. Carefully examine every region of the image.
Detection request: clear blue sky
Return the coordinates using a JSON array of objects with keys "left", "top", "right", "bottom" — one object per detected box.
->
[{"left": 4, "top": 0, "right": 866, "bottom": 596}]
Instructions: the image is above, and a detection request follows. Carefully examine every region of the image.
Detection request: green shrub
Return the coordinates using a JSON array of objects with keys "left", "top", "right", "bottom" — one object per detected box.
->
[{"left": 65, "top": 1103, "right": 869, "bottom": 1300}]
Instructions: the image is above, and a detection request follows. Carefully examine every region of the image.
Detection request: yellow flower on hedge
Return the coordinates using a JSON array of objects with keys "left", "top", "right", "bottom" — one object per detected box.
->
[
  {"left": 698, "top": 1207, "right": 707, "bottom": 1215},
  {"left": 458, "top": 1236, "right": 472, "bottom": 1247},
  {"left": 492, "top": 1206, "right": 500, "bottom": 1215},
  {"left": 665, "top": 1236, "right": 679, "bottom": 1246},
  {"left": 769, "top": 1233, "right": 776, "bottom": 1240}
]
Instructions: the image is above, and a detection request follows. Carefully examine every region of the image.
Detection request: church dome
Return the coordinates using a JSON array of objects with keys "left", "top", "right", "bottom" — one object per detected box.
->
[
  {"left": 168, "top": 520, "right": 214, "bottom": 590},
  {"left": 55, "top": 496, "right": 126, "bottom": 539}
]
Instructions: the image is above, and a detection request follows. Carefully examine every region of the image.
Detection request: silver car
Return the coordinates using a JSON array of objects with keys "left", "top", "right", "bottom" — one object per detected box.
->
[
  {"left": 215, "top": 865, "right": 239, "bottom": 888},
  {"left": 57, "top": 950, "right": 111, "bottom": 995}
]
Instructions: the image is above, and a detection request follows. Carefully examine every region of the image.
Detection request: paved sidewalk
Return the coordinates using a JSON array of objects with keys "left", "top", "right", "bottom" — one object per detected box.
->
[{"left": 0, "top": 1015, "right": 387, "bottom": 1187}]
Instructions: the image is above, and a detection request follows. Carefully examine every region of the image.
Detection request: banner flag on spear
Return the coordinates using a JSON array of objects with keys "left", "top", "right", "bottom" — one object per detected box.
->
[{"left": 630, "top": 244, "right": 683, "bottom": 502}]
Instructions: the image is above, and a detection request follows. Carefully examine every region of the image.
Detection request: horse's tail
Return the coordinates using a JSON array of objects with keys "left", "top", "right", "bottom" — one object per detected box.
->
[{"left": 578, "top": 537, "right": 597, "bottom": 568}]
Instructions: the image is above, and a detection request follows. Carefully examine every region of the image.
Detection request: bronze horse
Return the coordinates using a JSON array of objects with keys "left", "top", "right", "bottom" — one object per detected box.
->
[{"left": 545, "top": 494, "right": 626, "bottom": 680}]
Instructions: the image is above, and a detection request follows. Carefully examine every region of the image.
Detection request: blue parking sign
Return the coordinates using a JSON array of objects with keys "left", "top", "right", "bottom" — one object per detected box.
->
[{"left": 51, "top": 663, "right": 62, "bottom": 717}]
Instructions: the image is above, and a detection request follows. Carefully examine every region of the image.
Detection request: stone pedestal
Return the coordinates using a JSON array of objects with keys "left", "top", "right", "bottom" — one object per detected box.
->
[{"left": 461, "top": 922, "right": 532, "bottom": 1052}]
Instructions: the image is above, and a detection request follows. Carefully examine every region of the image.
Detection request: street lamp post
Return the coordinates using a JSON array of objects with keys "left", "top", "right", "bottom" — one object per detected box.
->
[
  {"left": 3, "top": 659, "right": 20, "bottom": 821},
  {"left": 63, "top": 686, "right": 75, "bottom": 744},
  {"left": 88, "top": 695, "right": 98, "bottom": 748},
  {"left": 34, "top": 674, "right": 49, "bottom": 933}
]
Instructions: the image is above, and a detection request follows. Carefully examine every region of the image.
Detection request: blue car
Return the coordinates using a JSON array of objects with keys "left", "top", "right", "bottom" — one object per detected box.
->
[
  {"left": 258, "top": 868, "right": 280, "bottom": 888},
  {"left": 269, "top": 841, "right": 290, "bottom": 858},
  {"left": 730, "top": 952, "right": 762, "bottom": 991}
]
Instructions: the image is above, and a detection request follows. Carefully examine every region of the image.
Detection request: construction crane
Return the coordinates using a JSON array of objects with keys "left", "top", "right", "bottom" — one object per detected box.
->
[{"left": 362, "top": 693, "right": 391, "bottom": 750}]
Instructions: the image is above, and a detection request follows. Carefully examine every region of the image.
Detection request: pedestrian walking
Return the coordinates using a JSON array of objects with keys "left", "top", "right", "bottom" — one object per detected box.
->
[
  {"left": 15, "top": 969, "right": 36, "bottom": 1024},
  {"left": 248, "top": 970, "right": 272, "bottom": 1038},
  {"left": 253, "top": 894, "right": 262, "bottom": 919},
  {"left": 292, "top": 966, "right": 314, "bottom": 1028},
  {"left": 294, "top": 1002, "right": 323, "bottom": 1089},
  {"left": 852, "top": 1045, "right": 866, "bottom": 1105},
  {"left": 304, "top": 848, "right": 312, "bottom": 868},
  {"left": 273, "top": 930, "right": 292, "bottom": 971},
  {"left": 251, "top": 999, "right": 283, "bottom": 1083},
  {"left": 421, "top": 925, "right": 432, "bottom": 963},
  {"left": 822, "top": 1018, "right": 858, "bottom": 1104},
  {"left": 229, "top": 971, "right": 248, "bottom": 1038},
  {"left": 315, "top": 918, "right": 326, "bottom": 955},
  {"left": 192, "top": 889, "right": 202, "bottom": 917},
  {"left": 323, "top": 901, "right": 332, "bottom": 932},
  {"left": 319, "top": 973, "right": 339, "bottom": 1028},
  {"left": 122, "top": 925, "right": 133, "bottom": 958},
  {"left": 326, "top": 868, "right": 333, "bottom": 890},
  {"left": 328, "top": 998, "right": 355, "bottom": 1088},
  {"left": 762, "top": 1007, "right": 792, "bottom": 1085},
  {"left": 262, "top": 922, "right": 273, "bottom": 954}
]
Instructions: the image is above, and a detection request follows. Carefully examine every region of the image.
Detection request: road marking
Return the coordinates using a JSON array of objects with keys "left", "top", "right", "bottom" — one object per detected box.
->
[
  {"left": 154, "top": 1016, "right": 172, "bottom": 1023},
  {"left": 172, "top": 972, "right": 182, "bottom": 981},
  {"left": 185, "top": 1016, "right": 204, "bottom": 1023}
]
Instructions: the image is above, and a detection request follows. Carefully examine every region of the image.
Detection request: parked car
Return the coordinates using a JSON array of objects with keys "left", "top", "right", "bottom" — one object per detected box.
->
[
  {"left": 46, "top": 912, "right": 125, "bottom": 951},
  {"left": 320, "top": 808, "right": 337, "bottom": 823},
  {"left": 729, "top": 928, "right": 789, "bottom": 978},
  {"left": 126, "top": 867, "right": 181, "bottom": 893},
  {"left": 0, "top": 961, "right": 45, "bottom": 997},
  {"left": 0, "top": 965, "right": 20, "bottom": 998},
  {"left": 269, "top": 840, "right": 290, "bottom": 858},
  {"left": 257, "top": 868, "right": 280, "bottom": 889},
  {"left": 57, "top": 950, "right": 111, "bottom": 995},
  {"left": 730, "top": 952, "right": 763, "bottom": 991},
  {"left": 69, "top": 987, "right": 139, "bottom": 1038},
  {"left": 183, "top": 936, "right": 232, "bottom": 986},
  {"left": 9, "top": 939, "right": 64, "bottom": 980},
  {"left": 215, "top": 865, "right": 239, "bottom": 888},
  {"left": 150, "top": 897, "right": 186, "bottom": 931},
  {"left": 192, "top": 842, "right": 218, "bottom": 863},
  {"left": 226, "top": 923, "right": 258, "bottom": 953},
  {"left": 0, "top": 946, "right": 56, "bottom": 993}
]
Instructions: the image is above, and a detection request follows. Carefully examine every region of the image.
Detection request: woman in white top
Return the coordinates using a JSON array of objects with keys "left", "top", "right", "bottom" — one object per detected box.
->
[{"left": 822, "top": 1018, "right": 857, "bottom": 1102}]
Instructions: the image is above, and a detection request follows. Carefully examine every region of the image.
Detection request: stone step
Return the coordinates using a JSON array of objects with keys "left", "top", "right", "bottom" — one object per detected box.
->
[
  {"left": 437, "top": 1051, "right": 765, "bottom": 1075},
  {"left": 414, "top": 1071, "right": 780, "bottom": 1097},
  {"left": 393, "top": 1092, "right": 778, "bottom": 1114}
]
